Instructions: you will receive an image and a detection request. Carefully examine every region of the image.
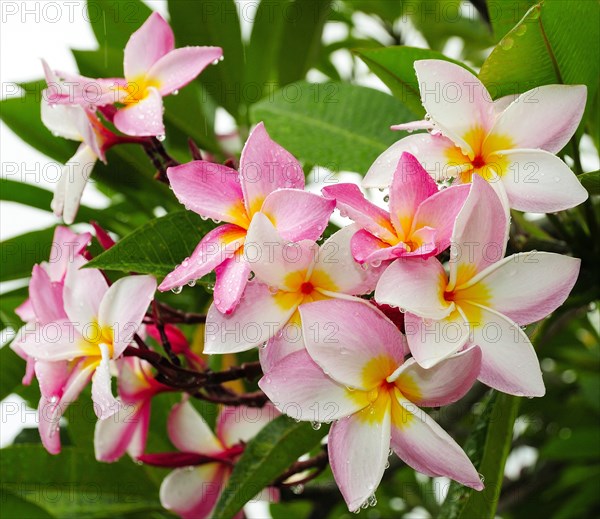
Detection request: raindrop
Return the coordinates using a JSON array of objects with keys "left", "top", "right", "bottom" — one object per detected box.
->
[
  {"left": 500, "top": 37, "right": 514, "bottom": 50},
  {"left": 156, "top": 133, "right": 166, "bottom": 142},
  {"left": 260, "top": 341, "right": 268, "bottom": 349},
  {"left": 248, "top": 271, "right": 255, "bottom": 281},
  {"left": 291, "top": 484, "right": 304, "bottom": 495},
  {"left": 479, "top": 473, "right": 485, "bottom": 483},
  {"left": 187, "top": 279, "right": 196, "bottom": 287},
  {"left": 171, "top": 286, "right": 183, "bottom": 294},
  {"left": 311, "top": 421, "right": 322, "bottom": 430},
  {"left": 383, "top": 195, "right": 390, "bottom": 203},
  {"left": 172, "top": 89, "right": 179, "bottom": 96}
]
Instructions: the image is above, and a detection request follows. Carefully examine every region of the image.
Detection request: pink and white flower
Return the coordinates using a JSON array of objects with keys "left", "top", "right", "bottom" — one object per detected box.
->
[
  {"left": 17, "top": 258, "right": 156, "bottom": 453},
  {"left": 94, "top": 356, "right": 170, "bottom": 462},
  {"left": 375, "top": 175, "right": 581, "bottom": 397},
  {"left": 363, "top": 59, "right": 588, "bottom": 213},
  {"left": 323, "top": 152, "right": 469, "bottom": 265},
  {"left": 159, "top": 122, "right": 335, "bottom": 314},
  {"left": 204, "top": 213, "right": 379, "bottom": 358},
  {"left": 260, "top": 299, "right": 483, "bottom": 511},
  {"left": 140, "top": 400, "right": 277, "bottom": 519}
]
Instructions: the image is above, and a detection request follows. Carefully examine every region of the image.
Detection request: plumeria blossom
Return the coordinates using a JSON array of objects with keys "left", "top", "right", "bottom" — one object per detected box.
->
[
  {"left": 260, "top": 299, "right": 483, "bottom": 511},
  {"left": 47, "top": 12, "right": 222, "bottom": 137},
  {"left": 95, "top": 356, "right": 170, "bottom": 462},
  {"left": 11, "top": 226, "right": 91, "bottom": 385},
  {"left": 363, "top": 59, "right": 588, "bottom": 213},
  {"left": 323, "top": 152, "right": 469, "bottom": 265},
  {"left": 41, "top": 62, "right": 123, "bottom": 224},
  {"left": 140, "top": 400, "right": 277, "bottom": 519},
  {"left": 17, "top": 258, "right": 156, "bottom": 453},
  {"left": 375, "top": 175, "right": 581, "bottom": 397},
  {"left": 159, "top": 122, "right": 335, "bottom": 314},
  {"left": 204, "top": 213, "right": 380, "bottom": 357}
]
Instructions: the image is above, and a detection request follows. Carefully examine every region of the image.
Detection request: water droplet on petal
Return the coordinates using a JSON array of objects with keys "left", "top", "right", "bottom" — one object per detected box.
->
[
  {"left": 156, "top": 133, "right": 166, "bottom": 142},
  {"left": 311, "top": 421, "right": 322, "bottom": 430},
  {"left": 171, "top": 286, "right": 183, "bottom": 294}
]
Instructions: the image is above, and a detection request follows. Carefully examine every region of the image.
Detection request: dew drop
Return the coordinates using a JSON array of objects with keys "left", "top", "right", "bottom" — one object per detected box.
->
[
  {"left": 260, "top": 341, "right": 268, "bottom": 349},
  {"left": 291, "top": 484, "right": 304, "bottom": 495},
  {"left": 383, "top": 195, "right": 390, "bottom": 203},
  {"left": 172, "top": 89, "right": 179, "bottom": 96},
  {"left": 500, "top": 37, "right": 514, "bottom": 50},
  {"left": 171, "top": 286, "right": 183, "bottom": 294},
  {"left": 311, "top": 421, "right": 322, "bottom": 430},
  {"left": 187, "top": 279, "right": 196, "bottom": 287},
  {"left": 156, "top": 133, "right": 166, "bottom": 142}
]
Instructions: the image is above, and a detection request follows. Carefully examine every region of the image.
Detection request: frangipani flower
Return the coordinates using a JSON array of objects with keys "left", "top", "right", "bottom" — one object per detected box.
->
[
  {"left": 260, "top": 299, "right": 483, "bottom": 512},
  {"left": 95, "top": 357, "right": 170, "bottom": 462},
  {"left": 364, "top": 59, "right": 588, "bottom": 213},
  {"left": 11, "top": 226, "right": 91, "bottom": 385},
  {"left": 141, "top": 400, "right": 276, "bottom": 519},
  {"left": 375, "top": 175, "right": 581, "bottom": 397},
  {"left": 159, "top": 122, "right": 335, "bottom": 314},
  {"left": 204, "top": 213, "right": 379, "bottom": 356},
  {"left": 18, "top": 258, "right": 156, "bottom": 453},
  {"left": 323, "top": 152, "right": 469, "bottom": 265}
]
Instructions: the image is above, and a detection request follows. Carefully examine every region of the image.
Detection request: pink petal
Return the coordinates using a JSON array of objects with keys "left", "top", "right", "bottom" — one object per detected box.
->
[
  {"left": 411, "top": 184, "right": 470, "bottom": 253},
  {"left": 391, "top": 391, "right": 483, "bottom": 490},
  {"left": 18, "top": 320, "right": 87, "bottom": 362},
  {"left": 414, "top": 60, "right": 495, "bottom": 155},
  {"left": 258, "top": 349, "right": 365, "bottom": 422},
  {"left": 213, "top": 252, "right": 251, "bottom": 314},
  {"left": 204, "top": 282, "right": 302, "bottom": 354},
  {"left": 404, "top": 310, "right": 471, "bottom": 369},
  {"left": 116, "top": 357, "right": 157, "bottom": 402},
  {"left": 46, "top": 226, "right": 91, "bottom": 282},
  {"left": 98, "top": 275, "right": 156, "bottom": 357},
  {"left": 216, "top": 403, "right": 278, "bottom": 448},
  {"left": 299, "top": 299, "right": 406, "bottom": 390},
  {"left": 448, "top": 175, "right": 508, "bottom": 291},
  {"left": 363, "top": 133, "right": 459, "bottom": 188},
  {"left": 389, "top": 347, "right": 481, "bottom": 407},
  {"left": 375, "top": 257, "right": 452, "bottom": 320},
  {"left": 463, "top": 302, "right": 545, "bottom": 397},
  {"left": 168, "top": 400, "right": 223, "bottom": 455},
  {"left": 239, "top": 122, "right": 304, "bottom": 217},
  {"left": 159, "top": 224, "right": 247, "bottom": 292},
  {"left": 91, "top": 343, "right": 121, "bottom": 419},
  {"left": 260, "top": 189, "right": 335, "bottom": 242},
  {"left": 15, "top": 299, "right": 35, "bottom": 322},
  {"left": 113, "top": 87, "right": 164, "bottom": 137},
  {"left": 126, "top": 402, "right": 151, "bottom": 459},
  {"left": 63, "top": 257, "right": 108, "bottom": 330},
  {"left": 147, "top": 46, "right": 223, "bottom": 96},
  {"left": 312, "top": 225, "right": 383, "bottom": 296},
  {"left": 462, "top": 252, "right": 580, "bottom": 325},
  {"left": 499, "top": 149, "right": 588, "bottom": 212},
  {"left": 351, "top": 229, "right": 408, "bottom": 265},
  {"left": 167, "top": 161, "right": 248, "bottom": 227},
  {"left": 124, "top": 12, "right": 174, "bottom": 80},
  {"left": 35, "top": 360, "right": 69, "bottom": 400},
  {"left": 388, "top": 153, "right": 438, "bottom": 239},
  {"left": 322, "top": 183, "right": 396, "bottom": 243},
  {"left": 329, "top": 399, "right": 391, "bottom": 511},
  {"left": 259, "top": 332, "right": 305, "bottom": 374},
  {"left": 29, "top": 265, "right": 66, "bottom": 323},
  {"left": 489, "top": 84, "right": 587, "bottom": 153}
]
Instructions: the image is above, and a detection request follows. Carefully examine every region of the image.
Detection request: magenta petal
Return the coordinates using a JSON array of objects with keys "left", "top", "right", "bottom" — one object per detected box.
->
[{"left": 213, "top": 253, "right": 250, "bottom": 314}]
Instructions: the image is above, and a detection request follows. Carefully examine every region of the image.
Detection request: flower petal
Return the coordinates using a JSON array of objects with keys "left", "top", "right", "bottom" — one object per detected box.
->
[
  {"left": 167, "top": 160, "right": 248, "bottom": 227},
  {"left": 329, "top": 396, "right": 391, "bottom": 512},
  {"left": 216, "top": 403, "right": 278, "bottom": 448},
  {"left": 159, "top": 224, "right": 246, "bottom": 292},
  {"left": 94, "top": 401, "right": 148, "bottom": 462},
  {"left": 124, "top": 12, "right": 174, "bottom": 80},
  {"left": 351, "top": 229, "right": 407, "bottom": 265},
  {"left": 92, "top": 343, "right": 121, "bottom": 419},
  {"left": 448, "top": 175, "right": 508, "bottom": 291},
  {"left": 404, "top": 310, "right": 471, "bottom": 369},
  {"left": 35, "top": 360, "right": 69, "bottom": 400},
  {"left": 29, "top": 265, "right": 66, "bottom": 323},
  {"left": 45, "top": 226, "right": 91, "bottom": 282},
  {"left": 159, "top": 463, "right": 227, "bottom": 519},
  {"left": 113, "top": 87, "right": 164, "bottom": 137},
  {"left": 147, "top": 46, "right": 223, "bottom": 96},
  {"left": 59, "top": 144, "right": 98, "bottom": 225},
  {"left": 239, "top": 122, "right": 304, "bottom": 217},
  {"left": 204, "top": 282, "right": 301, "bottom": 354},
  {"left": 363, "top": 132, "right": 459, "bottom": 187},
  {"left": 489, "top": 84, "right": 587, "bottom": 153},
  {"left": 322, "top": 183, "right": 396, "bottom": 243},
  {"left": 463, "top": 303, "right": 545, "bottom": 397},
  {"left": 375, "top": 257, "right": 452, "bottom": 320},
  {"left": 300, "top": 299, "right": 406, "bottom": 390},
  {"left": 389, "top": 347, "right": 481, "bottom": 407},
  {"left": 499, "top": 149, "right": 588, "bottom": 212},
  {"left": 260, "top": 189, "right": 335, "bottom": 242},
  {"left": 168, "top": 400, "right": 223, "bottom": 455},
  {"left": 389, "top": 153, "right": 438, "bottom": 239},
  {"left": 258, "top": 349, "right": 367, "bottom": 422},
  {"left": 41, "top": 101, "right": 83, "bottom": 141},
  {"left": 259, "top": 331, "right": 305, "bottom": 373},
  {"left": 414, "top": 60, "right": 495, "bottom": 155},
  {"left": 213, "top": 252, "right": 251, "bottom": 314},
  {"left": 18, "top": 320, "right": 86, "bottom": 362},
  {"left": 99, "top": 275, "right": 156, "bottom": 357},
  {"left": 391, "top": 391, "right": 483, "bottom": 490},
  {"left": 459, "top": 252, "right": 580, "bottom": 325}
]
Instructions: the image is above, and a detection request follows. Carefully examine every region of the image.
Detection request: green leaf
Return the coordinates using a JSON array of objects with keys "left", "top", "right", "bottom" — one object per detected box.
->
[
  {"left": 251, "top": 81, "right": 414, "bottom": 174},
  {"left": 487, "top": 0, "right": 536, "bottom": 41},
  {"left": 168, "top": 0, "right": 245, "bottom": 119},
  {"left": 0, "top": 286, "right": 27, "bottom": 333},
  {"left": 0, "top": 488, "right": 55, "bottom": 519},
  {"left": 542, "top": 427, "right": 600, "bottom": 460},
  {"left": 212, "top": 416, "right": 327, "bottom": 519},
  {"left": 0, "top": 344, "right": 27, "bottom": 401},
  {"left": 0, "top": 227, "right": 56, "bottom": 282},
  {"left": 354, "top": 46, "right": 474, "bottom": 116},
  {"left": 479, "top": 0, "right": 600, "bottom": 122},
  {"left": 0, "top": 81, "right": 78, "bottom": 162},
  {"left": 0, "top": 444, "right": 163, "bottom": 517},
  {"left": 578, "top": 170, "right": 599, "bottom": 196},
  {"left": 439, "top": 391, "right": 520, "bottom": 519},
  {"left": 86, "top": 210, "right": 215, "bottom": 277}
]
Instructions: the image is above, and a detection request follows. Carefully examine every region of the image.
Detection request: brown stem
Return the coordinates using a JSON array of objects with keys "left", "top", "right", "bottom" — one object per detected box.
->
[
  {"left": 153, "top": 301, "right": 207, "bottom": 324},
  {"left": 188, "top": 138, "right": 203, "bottom": 161},
  {"left": 274, "top": 449, "right": 329, "bottom": 487},
  {"left": 194, "top": 389, "right": 269, "bottom": 407},
  {"left": 152, "top": 301, "right": 181, "bottom": 366}
]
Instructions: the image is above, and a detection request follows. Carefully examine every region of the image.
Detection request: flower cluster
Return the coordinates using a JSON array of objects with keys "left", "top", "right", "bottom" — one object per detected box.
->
[{"left": 18, "top": 11, "right": 589, "bottom": 518}]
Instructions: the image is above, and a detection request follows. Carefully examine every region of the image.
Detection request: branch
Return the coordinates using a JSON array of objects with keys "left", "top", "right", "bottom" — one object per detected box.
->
[{"left": 274, "top": 449, "right": 329, "bottom": 487}]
